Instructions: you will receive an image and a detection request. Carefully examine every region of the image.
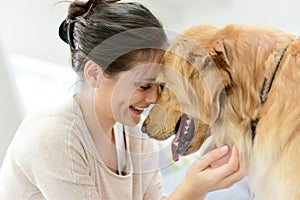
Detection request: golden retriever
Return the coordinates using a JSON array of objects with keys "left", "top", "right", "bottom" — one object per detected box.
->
[{"left": 142, "top": 24, "right": 300, "bottom": 199}]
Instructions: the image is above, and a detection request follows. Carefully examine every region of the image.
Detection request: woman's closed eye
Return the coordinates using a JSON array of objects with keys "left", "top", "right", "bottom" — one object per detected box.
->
[{"left": 140, "top": 84, "right": 152, "bottom": 90}]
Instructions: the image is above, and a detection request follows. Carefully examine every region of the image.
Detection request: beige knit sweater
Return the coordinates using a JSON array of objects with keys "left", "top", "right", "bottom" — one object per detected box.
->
[{"left": 0, "top": 99, "right": 167, "bottom": 200}]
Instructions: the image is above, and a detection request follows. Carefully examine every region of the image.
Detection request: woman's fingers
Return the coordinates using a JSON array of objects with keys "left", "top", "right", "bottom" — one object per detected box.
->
[
  {"left": 210, "top": 146, "right": 245, "bottom": 182},
  {"left": 211, "top": 146, "right": 239, "bottom": 175},
  {"left": 195, "top": 145, "right": 230, "bottom": 171},
  {"left": 221, "top": 161, "right": 246, "bottom": 188},
  {"left": 184, "top": 145, "right": 246, "bottom": 194}
]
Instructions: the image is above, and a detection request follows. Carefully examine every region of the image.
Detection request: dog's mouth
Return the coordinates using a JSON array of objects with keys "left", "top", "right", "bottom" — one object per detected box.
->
[{"left": 171, "top": 113, "right": 195, "bottom": 162}]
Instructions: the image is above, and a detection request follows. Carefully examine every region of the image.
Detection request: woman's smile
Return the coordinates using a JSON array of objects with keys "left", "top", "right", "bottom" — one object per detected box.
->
[{"left": 129, "top": 105, "right": 147, "bottom": 115}]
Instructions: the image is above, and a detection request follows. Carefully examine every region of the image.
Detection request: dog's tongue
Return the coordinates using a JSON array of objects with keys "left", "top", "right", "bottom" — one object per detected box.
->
[
  {"left": 171, "top": 132, "right": 181, "bottom": 162},
  {"left": 171, "top": 114, "right": 195, "bottom": 162}
]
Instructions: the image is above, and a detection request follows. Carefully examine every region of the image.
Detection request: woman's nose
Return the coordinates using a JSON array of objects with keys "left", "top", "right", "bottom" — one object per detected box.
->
[{"left": 145, "top": 86, "right": 158, "bottom": 104}]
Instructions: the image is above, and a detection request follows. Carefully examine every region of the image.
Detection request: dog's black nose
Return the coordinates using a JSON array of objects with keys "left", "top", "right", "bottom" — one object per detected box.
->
[{"left": 141, "top": 122, "right": 148, "bottom": 134}]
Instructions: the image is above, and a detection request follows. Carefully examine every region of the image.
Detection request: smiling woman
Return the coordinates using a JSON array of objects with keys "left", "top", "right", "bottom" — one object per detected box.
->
[
  {"left": 0, "top": 0, "right": 245, "bottom": 199},
  {"left": 0, "top": 0, "right": 169, "bottom": 199}
]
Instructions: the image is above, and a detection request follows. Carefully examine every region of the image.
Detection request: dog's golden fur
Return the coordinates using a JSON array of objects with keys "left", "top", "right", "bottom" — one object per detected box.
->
[{"left": 143, "top": 24, "right": 300, "bottom": 199}]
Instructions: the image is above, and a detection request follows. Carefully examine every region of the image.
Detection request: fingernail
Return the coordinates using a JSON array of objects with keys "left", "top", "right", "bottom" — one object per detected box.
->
[
  {"left": 219, "top": 145, "right": 228, "bottom": 153},
  {"left": 198, "top": 153, "right": 207, "bottom": 159}
]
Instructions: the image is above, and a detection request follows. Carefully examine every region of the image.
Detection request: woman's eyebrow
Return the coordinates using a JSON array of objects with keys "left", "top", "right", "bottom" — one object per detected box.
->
[
  {"left": 134, "top": 78, "right": 157, "bottom": 85},
  {"left": 138, "top": 77, "right": 157, "bottom": 82}
]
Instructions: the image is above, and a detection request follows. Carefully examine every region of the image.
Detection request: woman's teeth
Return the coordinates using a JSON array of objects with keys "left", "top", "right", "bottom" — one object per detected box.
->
[{"left": 132, "top": 105, "right": 146, "bottom": 111}]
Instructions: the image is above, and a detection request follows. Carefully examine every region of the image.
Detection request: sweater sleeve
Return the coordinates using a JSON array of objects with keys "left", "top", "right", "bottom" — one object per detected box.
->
[{"left": 11, "top": 114, "right": 101, "bottom": 200}]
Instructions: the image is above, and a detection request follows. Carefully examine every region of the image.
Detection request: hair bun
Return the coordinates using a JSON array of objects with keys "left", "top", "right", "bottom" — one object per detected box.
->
[
  {"left": 59, "top": 0, "right": 122, "bottom": 50},
  {"left": 104, "top": 0, "right": 120, "bottom": 2},
  {"left": 68, "top": 0, "right": 93, "bottom": 20},
  {"left": 68, "top": 0, "right": 120, "bottom": 20}
]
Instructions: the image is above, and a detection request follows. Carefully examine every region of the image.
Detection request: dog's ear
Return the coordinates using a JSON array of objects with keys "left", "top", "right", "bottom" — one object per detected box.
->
[
  {"left": 210, "top": 39, "right": 230, "bottom": 66},
  {"left": 209, "top": 39, "right": 232, "bottom": 89}
]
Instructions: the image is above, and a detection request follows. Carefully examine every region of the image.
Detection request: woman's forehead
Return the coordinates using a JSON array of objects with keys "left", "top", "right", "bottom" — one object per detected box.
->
[{"left": 127, "top": 62, "right": 161, "bottom": 81}]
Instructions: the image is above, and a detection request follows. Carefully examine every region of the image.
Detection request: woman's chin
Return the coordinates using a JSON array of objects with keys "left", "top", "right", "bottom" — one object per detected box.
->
[{"left": 122, "top": 114, "right": 141, "bottom": 127}]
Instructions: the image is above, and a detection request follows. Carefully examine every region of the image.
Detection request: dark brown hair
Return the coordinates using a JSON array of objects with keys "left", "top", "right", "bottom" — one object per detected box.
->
[{"left": 59, "top": 0, "right": 167, "bottom": 77}]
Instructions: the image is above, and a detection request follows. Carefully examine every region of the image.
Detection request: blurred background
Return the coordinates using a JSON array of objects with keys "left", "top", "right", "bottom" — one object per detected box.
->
[{"left": 1, "top": 0, "right": 299, "bottom": 198}]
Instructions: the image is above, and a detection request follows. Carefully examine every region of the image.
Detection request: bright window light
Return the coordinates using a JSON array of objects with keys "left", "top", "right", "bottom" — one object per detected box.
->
[{"left": 10, "top": 54, "right": 77, "bottom": 116}]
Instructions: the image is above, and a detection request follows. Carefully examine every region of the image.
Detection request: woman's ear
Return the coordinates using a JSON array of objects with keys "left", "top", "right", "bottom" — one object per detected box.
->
[{"left": 84, "top": 60, "right": 103, "bottom": 88}]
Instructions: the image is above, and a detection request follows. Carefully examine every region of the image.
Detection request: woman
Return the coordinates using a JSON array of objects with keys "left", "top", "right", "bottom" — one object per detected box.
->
[{"left": 0, "top": 0, "right": 245, "bottom": 199}]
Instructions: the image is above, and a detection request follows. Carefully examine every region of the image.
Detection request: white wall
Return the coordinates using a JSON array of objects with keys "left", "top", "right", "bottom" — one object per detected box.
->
[
  {"left": 131, "top": 0, "right": 300, "bottom": 34},
  {"left": 1, "top": 0, "right": 300, "bottom": 66},
  {"left": 0, "top": 42, "right": 22, "bottom": 164}
]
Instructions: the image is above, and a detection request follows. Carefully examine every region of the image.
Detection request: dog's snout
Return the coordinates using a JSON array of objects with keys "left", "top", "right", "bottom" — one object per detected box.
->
[{"left": 141, "top": 122, "right": 148, "bottom": 134}]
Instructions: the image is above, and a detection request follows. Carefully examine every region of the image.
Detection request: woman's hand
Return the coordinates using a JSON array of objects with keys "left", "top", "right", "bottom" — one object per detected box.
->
[{"left": 168, "top": 145, "right": 246, "bottom": 200}]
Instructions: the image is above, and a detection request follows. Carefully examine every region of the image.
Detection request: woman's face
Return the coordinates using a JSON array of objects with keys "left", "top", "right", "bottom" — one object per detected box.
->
[{"left": 94, "top": 62, "right": 160, "bottom": 128}]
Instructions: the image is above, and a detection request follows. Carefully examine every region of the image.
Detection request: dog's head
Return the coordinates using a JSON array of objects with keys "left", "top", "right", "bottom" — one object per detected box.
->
[
  {"left": 142, "top": 25, "right": 231, "bottom": 161},
  {"left": 142, "top": 24, "right": 294, "bottom": 161}
]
